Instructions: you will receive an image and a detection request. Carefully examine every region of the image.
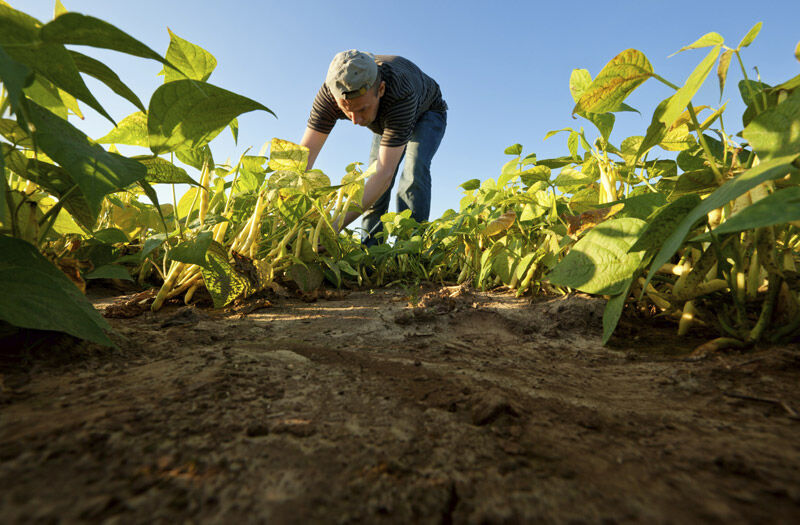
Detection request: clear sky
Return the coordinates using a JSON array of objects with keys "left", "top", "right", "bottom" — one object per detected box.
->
[{"left": 17, "top": 0, "right": 800, "bottom": 220}]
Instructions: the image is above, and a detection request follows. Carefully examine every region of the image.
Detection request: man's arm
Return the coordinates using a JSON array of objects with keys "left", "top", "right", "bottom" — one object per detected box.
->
[
  {"left": 337, "top": 143, "right": 405, "bottom": 230},
  {"left": 299, "top": 127, "right": 329, "bottom": 169}
]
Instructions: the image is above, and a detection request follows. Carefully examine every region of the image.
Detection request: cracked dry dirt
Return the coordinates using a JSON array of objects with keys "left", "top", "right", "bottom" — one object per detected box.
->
[{"left": 1, "top": 286, "right": 800, "bottom": 523}]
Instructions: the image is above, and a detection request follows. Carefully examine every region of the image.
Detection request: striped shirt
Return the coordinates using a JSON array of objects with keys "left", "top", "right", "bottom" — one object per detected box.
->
[{"left": 307, "top": 55, "right": 447, "bottom": 148}]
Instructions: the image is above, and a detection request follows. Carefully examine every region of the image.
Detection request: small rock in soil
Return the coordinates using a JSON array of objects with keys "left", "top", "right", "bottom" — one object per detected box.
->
[{"left": 471, "top": 389, "right": 519, "bottom": 426}]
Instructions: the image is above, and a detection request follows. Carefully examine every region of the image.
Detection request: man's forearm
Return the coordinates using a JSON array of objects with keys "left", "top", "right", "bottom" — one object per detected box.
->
[{"left": 336, "top": 167, "right": 394, "bottom": 230}]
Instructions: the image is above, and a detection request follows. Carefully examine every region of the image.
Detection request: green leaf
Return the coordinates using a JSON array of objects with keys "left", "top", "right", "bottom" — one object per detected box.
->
[
  {"left": 0, "top": 5, "right": 114, "bottom": 123},
  {"left": 0, "top": 43, "right": 33, "bottom": 116},
  {"left": 567, "top": 131, "right": 579, "bottom": 159},
  {"left": 615, "top": 192, "right": 667, "bottom": 220},
  {"left": 40, "top": 12, "right": 167, "bottom": 65},
  {"left": 27, "top": 102, "right": 147, "bottom": 219},
  {"left": 69, "top": 50, "right": 145, "bottom": 112},
  {"left": 520, "top": 165, "right": 551, "bottom": 187},
  {"left": 717, "top": 49, "right": 733, "bottom": 100},
  {"left": 574, "top": 49, "right": 653, "bottom": 114},
  {"left": 0, "top": 235, "right": 114, "bottom": 347},
  {"left": 0, "top": 118, "right": 32, "bottom": 147},
  {"left": 620, "top": 136, "right": 644, "bottom": 166},
  {"left": 670, "top": 169, "right": 716, "bottom": 197},
  {"left": 169, "top": 230, "right": 213, "bottom": 267},
  {"left": 131, "top": 155, "right": 199, "bottom": 185},
  {"left": 536, "top": 156, "right": 577, "bottom": 169},
  {"left": 603, "top": 280, "right": 632, "bottom": 345},
  {"left": 2, "top": 144, "right": 95, "bottom": 229},
  {"left": 148, "top": 79, "right": 275, "bottom": 155},
  {"left": 162, "top": 28, "right": 217, "bottom": 83},
  {"left": 629, "top": 195, "right": 702, "bottom": 254},
  {"left": 697, "top": 187, "right": 800, "bottom": 239},
  {"left": 643, "top": 155, "right": 800, "bottom": 288},
  {"left": 93, "top": 227, "right": 128, "bottom": 244},
  {"left": 773, "top": 74, "right": 800, "bottom": 92},
  {"left": 287, "top": 262, "right": 324, "bottom": 292},
  {"left": 585, "top": 112, "right": 615, "bottom": 141},
  {"left": 201, "top": 240, "right": 254, "bottom": 308},
  {"left": 229, "top": 117, "right": 239, "bottom": 144},
  {"left": 737, "top": 22, "right": 762, "bottom": 49},
  {"left": 460, "top": 179, "right": 481, "bottom": 191},
  {"left": 742, "top": 89, "right": 800, "bottom": 161},
  {"left": 638, "top": 45, "right": 721, "bottom": 158},
  {"left": 97, "top": 111, "right": 149, "bottom": 147},
  {"left": 85, "top": 263, "right": 133, "bottom": 281},
  {"left": 175, "top": 145, "right": 213, "bottom": 171},
  {"left": 504, "top": 143, "right": 523, "bottom": 155},
  {"left": 546, "top": 218, "right": 647, "bottom": 295},
  {"left": 673, "top": 32, "right": 724, "bottom": 54}
]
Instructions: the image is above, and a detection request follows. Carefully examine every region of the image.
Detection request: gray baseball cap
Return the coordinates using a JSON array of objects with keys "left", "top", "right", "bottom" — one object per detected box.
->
[{"left": 325, "top": 50, "right": 378, "bottom": 100}]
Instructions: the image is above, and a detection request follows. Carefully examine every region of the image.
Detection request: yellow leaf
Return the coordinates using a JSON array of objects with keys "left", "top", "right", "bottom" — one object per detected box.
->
[{"left": 483, "top": 210, "right": 516, "bottom": 236}]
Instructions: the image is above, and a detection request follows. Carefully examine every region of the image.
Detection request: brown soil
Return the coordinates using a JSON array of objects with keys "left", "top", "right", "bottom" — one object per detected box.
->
[{"left": 1, "top": 285, "right": 799, "bottom": 524}]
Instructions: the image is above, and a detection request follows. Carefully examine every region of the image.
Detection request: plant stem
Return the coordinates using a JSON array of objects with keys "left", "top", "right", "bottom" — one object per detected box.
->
[{"left": 686, "top": 103, "right": 725, "bottom": 185}]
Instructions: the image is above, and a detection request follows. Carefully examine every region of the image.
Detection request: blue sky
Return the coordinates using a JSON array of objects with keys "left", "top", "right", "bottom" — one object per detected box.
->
[{"left": 18, "top": 0, "right": 800, "bottom": 220}]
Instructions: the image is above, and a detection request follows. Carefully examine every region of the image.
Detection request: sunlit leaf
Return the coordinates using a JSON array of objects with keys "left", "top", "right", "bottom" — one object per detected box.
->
[
  {"left": 268, "top": 138, "right": 309, "bottom": 173},
  {"left": 659, "top": 125, "right": 697, "bottom": 151},
  {"left": 0, "top": 118, "right": 32, "bottom": 147},
  {"left": 574, "top": 49, "right": 653, "bottom": 114},
  {"left": 97, "top": 111, "right": 149, "bottom": 147},
  {"left": 672, "top": 32, "right": 724, "bottom": 55},
  {"left": 54, "top": 0, "right": 68, "bottom": 18},
  {"left": 162, "top": 28, "right": 217, "bottom": 83},
  {"left": 638, "top": 46, "right": 720, "bottom": 158},
  {"left": 569, "top": 68, "right": 592, "bottom": 103},
  {"left": 23, "top": 76, "right": 68, "bottom": 119},
  {"left": 737, "top": 22, "right": 762, "bottom": 49}
]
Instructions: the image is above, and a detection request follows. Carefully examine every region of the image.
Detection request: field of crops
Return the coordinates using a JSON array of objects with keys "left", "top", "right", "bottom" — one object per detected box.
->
[{"left": 2, "top": 3, "right": 800, "bottom": 523}]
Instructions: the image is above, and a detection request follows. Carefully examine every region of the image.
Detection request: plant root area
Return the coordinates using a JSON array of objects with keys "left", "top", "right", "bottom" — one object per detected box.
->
[{"left": 2, "top": 285, "right": 800, "bottom": 523}]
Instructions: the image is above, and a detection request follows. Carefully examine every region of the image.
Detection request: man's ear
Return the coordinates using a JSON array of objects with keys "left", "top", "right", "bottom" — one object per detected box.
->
[{"left": 377, "top": 81, "right": 386, "bottom": 98}]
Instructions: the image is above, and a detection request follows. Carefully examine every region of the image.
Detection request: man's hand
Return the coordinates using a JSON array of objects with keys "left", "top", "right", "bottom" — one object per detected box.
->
[{"left": 337, "top": 144, "right": 405, "bottom": 230}]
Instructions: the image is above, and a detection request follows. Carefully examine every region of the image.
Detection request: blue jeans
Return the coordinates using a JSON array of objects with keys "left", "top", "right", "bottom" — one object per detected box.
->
[{"left": 361, "top": 109, "right": 447, "bottom": 245}]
